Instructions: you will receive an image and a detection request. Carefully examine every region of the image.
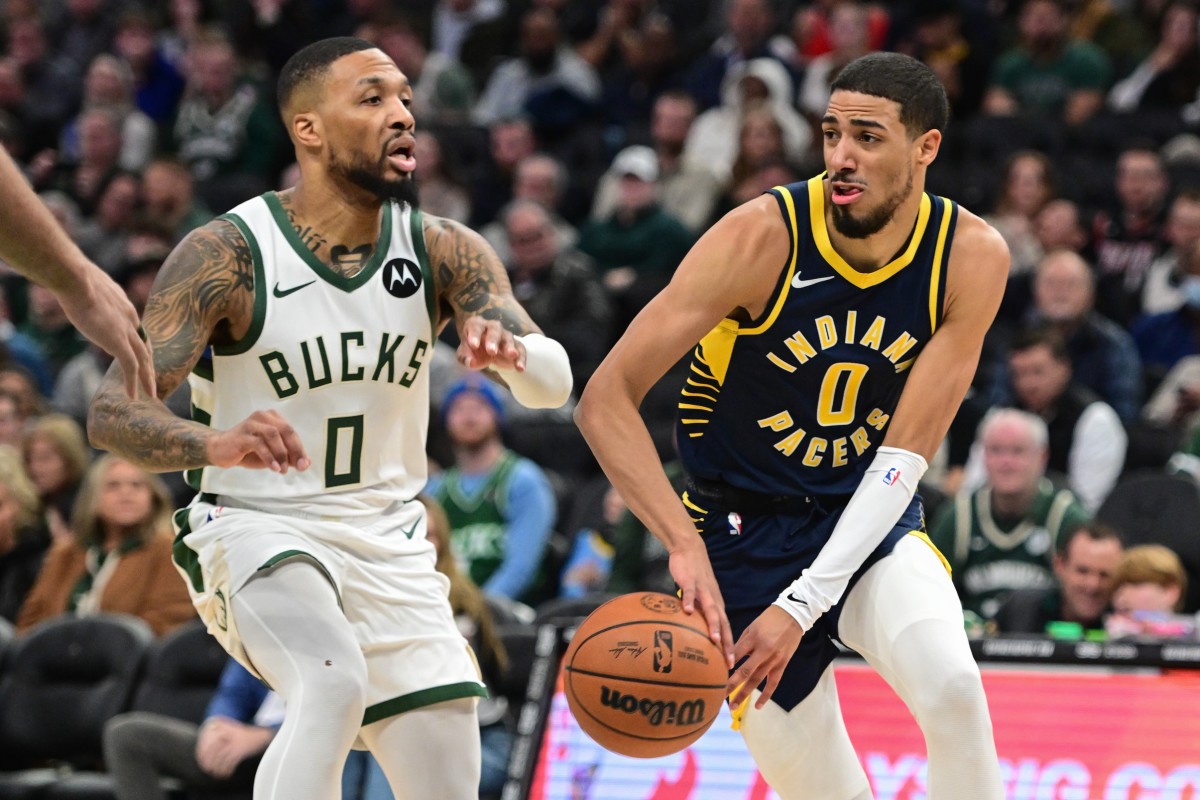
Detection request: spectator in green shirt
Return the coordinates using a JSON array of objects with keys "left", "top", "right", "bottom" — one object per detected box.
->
[
  {"left": 983, "top": 0, "right": 1112, "bottom": 125},
  {"left": 930, "top": 407, "right": 1091, "bottom": 620},
  {"left": 578, "top": 145, "right": 694, "bottom": 334}
]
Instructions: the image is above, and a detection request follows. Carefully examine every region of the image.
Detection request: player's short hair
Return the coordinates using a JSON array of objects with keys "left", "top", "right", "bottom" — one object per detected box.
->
[
  {"left": 1058, "top": 523, "right": 1123, "bottom": 558},
  {"left": 1112, "top": 544, "right": 1187, "bottom": 610},
  {"left": 978, "top": 407, "right": 1049, "bottom": 451},
  {"left": 277, "top": 37, "right": 377, "bottom": 114},
  {"left": 829, "top": 52, "right": 949, "bottom": 136},
  {"left": 1009, "top": 324, "right": 1070, "bottom": 364}
]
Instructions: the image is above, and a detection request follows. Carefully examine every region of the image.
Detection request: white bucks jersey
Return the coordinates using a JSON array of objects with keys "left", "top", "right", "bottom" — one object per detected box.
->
[{"left": 187, "top": 193, "right": 435, "bottom": 516}]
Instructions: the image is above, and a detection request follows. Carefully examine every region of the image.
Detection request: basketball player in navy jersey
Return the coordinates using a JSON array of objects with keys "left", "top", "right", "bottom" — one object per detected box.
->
[
  {"left": 577, "top": 52, "right": 1006, "bottom": 798},
  {"left": 88, "top": 38, "right": 571, "bottom": 800}
]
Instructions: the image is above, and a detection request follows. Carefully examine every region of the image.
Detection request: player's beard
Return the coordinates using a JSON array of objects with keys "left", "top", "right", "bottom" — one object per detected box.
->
[
  {"left": 830, "top": 166, "right": 913, "bottom": 240},
  {"left": 329, "top": 145, "right": 420, "bottom": 207}
]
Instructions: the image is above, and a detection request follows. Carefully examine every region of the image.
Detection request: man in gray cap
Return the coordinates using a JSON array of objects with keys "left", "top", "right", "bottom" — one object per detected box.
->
[{"left": 578, "top": 144, "right": 695, "bottom": 328}]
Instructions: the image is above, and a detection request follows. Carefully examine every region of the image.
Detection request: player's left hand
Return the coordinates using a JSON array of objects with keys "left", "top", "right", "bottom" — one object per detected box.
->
[
  {"left": 726, "top": 605, "right": 804, "bottom": 709},
  {"left": 457, "top": 316, "right": 526, "bottom": 372}
]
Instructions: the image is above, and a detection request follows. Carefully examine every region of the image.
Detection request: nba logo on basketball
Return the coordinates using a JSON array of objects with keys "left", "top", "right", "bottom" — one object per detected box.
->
[{"left": 653, "top": 630, "right": 673, "bottom": 673}]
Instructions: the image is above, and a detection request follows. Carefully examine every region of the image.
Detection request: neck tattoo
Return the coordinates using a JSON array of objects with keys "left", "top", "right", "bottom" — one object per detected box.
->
[
  {"left": 279, "top": 196, "right": 374, "bottom": 277},
  {"left": 330, "top": 243, "right": 372, "bottom": 277}
]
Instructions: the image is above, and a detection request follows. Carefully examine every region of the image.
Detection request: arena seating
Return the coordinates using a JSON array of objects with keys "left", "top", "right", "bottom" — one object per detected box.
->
[
  {"left": 1097, "top": 471, "right": 1200, "bottom": 613},
  {"left": 0, "top": 617, "right": 230, "bottom": 800}
]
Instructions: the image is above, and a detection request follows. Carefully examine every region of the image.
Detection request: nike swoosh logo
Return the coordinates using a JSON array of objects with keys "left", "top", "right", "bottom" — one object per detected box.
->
[
  {"left": 791, "top": 274, "right": 836, "bottom": 289},
  {"left": 400, "top": 520, "right": 419, "bottom": 540},
  {"left": 785, "top": 592, "right": 808, "bottom": 606},
  {"left": 273, "top": 280, "right": 316, "bottom": 298}
]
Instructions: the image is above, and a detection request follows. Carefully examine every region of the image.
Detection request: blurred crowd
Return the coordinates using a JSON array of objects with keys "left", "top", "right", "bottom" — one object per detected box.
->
[{"left": 0, "top": 0, "right": 1199, "bottom": 795}]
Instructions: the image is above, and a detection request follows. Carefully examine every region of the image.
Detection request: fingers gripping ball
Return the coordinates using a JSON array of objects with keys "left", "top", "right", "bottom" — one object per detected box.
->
[{"left": 562, "top": 592, "right": 728, "bottom": 758}]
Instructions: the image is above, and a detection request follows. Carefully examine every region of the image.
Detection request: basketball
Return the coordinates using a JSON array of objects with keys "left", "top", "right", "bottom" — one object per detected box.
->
[{"left": 562, "top": 592, "right": 728, "bottom": 759}]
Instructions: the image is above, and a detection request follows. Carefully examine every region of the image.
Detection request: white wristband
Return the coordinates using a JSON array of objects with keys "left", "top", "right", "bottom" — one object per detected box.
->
[
  {"left": 773, "top": 446, "right": 928, "bottom": 632},
  {"left": 495, "top": 333, "right": 572, "bottom": 409}
]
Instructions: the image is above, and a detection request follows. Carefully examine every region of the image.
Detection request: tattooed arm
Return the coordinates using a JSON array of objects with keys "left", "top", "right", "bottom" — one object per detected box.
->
[
  {"left": 425, "top": 214, "right": 540, "bottom": 339},
  {"left": 88, "top": 221, "right": 310, "bottom": 473},
  {"left": 87, "top": 220, "right": 251, "bottom": 470},
  {"left": 424, "top": 214, "right": 572, "bottom": 408}
]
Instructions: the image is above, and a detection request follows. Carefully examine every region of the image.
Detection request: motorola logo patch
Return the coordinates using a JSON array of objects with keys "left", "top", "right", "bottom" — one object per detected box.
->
[{"left": 381, "top": 258, "right": 422, "bottom": 298}]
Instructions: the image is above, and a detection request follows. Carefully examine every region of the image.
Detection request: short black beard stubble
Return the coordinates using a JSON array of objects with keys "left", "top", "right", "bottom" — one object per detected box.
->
[
  {"left": 331, "top": 146, "right": 421, "bottom": 207},
  {"left": 830, "top": 168, "right": 913, "bottom": 240}
]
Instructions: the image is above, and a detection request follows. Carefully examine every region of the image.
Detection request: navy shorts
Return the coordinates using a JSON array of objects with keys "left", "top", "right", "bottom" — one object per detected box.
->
[{"left": 687, "top": 488, "right": 927, "bottom": 711}]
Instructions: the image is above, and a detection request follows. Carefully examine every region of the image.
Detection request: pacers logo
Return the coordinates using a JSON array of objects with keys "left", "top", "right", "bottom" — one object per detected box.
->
[
  {"left": 653, "top": 630, "right": 673, "bottom": 673},
  {"left": 381, "top": 258, "right": 422, "bottom": 298}
]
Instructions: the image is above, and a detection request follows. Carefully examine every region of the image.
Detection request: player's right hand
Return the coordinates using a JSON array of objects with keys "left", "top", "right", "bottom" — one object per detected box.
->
[
  {"left": 207, "top": 410, "right": 310, "bottom": 473},
  {"left": 57, "top": 266, "right": 156, "bottom": 399},
  {"left": 669, "top": 538, "right": 735, "bottom": 670}
]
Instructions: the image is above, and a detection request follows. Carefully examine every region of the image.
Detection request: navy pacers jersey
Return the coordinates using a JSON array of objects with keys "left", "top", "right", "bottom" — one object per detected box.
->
[{"left": 676, "top": 174, "right": 957, "bottom": 497}]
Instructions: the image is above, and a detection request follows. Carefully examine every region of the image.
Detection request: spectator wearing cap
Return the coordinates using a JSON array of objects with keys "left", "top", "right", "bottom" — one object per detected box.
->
[
  {"left": 591, "top": 91, "right": 721, "bottom": 233},
  {"left": 578, "top": 145, "right": 694, "bottom": 329},
  {"left": 500, "top": 200, "right": 610, "bottom": 390},
  {"left": 427, "top": 377, "right": 557, "bottom": 605}
]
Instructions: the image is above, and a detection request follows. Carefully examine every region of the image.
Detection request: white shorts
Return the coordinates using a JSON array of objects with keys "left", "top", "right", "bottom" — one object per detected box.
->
[{"left": 171, "top": 495, "right": 486, "bottom": 724}]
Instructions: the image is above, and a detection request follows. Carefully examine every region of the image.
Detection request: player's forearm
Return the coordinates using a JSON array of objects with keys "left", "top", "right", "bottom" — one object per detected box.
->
[
  {"left": 774, "top": 447, "right": 928, "bottom": 631},
  {"left": 0, "top": 149, "right": 94, "bottom": 294},
  {"left": 494, "top": 333, "right": 572, "bottom": 408},
  {"left": 88, "top": 389, "right": 213, "bottom": 472},
  {"left": 575, "top": 386, "right": 696, "bottom": 553}
]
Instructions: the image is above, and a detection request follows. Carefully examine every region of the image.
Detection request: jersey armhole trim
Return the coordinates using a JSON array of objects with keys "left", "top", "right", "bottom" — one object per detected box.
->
[
  {"left": 928, "top": 198, "right": 957, "bottom": 335},
  {"left": 739, "top": 184, "right": 801, "bottom": 336},
  {"left": 410, "top": 208, "right": 437, "bottom": 330},
  {"left": 213, "top": 213, "right": 267, "bottom": 357}
]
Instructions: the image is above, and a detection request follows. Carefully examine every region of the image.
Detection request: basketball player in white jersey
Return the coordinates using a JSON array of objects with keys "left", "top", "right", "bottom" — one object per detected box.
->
[{"left": 87, "top": 38, "right": 572, "bottom": 800}]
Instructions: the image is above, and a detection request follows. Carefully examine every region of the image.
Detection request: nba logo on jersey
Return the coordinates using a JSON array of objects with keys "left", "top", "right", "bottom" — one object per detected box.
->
[
  {"left": 653, "top": 630, "right": 673, "bottom": 673},
  {"left": 728, "top": 512, "right": 742, "bottom": 535},
  {"left": 883, "top": 468, "right": 901, "bottom": 486}
]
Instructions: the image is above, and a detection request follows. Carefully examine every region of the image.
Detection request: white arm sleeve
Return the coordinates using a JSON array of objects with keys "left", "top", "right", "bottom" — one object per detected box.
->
[
  {"left": 774, "top": 446, "right": 928, "bottom": 632},
  {"left": 493, "top": 333, "right": 573, "bottom": 409},
  {"left": 1067, "top": 402, "right": 1127, "bottom": 514}
]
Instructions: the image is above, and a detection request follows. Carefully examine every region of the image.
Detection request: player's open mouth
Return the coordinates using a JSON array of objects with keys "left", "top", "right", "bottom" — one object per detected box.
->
[
  {"left": 386, "top": 138, "right": 416, "bottom": 173},
  {"left": 831, "top": 182, "right": 864, "bottom": 205}
]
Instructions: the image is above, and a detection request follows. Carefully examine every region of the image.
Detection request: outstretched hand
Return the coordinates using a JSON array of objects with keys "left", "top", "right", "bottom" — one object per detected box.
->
[
  {"left": 207, "top": 410, "right": 310, "bottom": 474},
  {"left": 457, "top": 316, "right": 526, "bottom": 372},
  {"left": 669, "top": 538, "right": 735, "bottom": 670},
  {"left": 58, "top": 269, "right": 155, "bottom": 399},
  {"left": 726, "top": 605, "right": 804, "bottom": 709}
]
